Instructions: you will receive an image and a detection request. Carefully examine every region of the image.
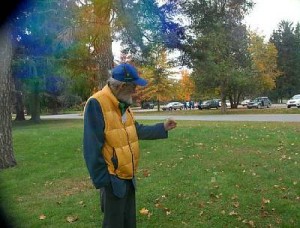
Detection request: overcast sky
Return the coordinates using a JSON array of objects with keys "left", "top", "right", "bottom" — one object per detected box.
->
[{"left": 244, "top": 0, "right": 300, "bottom": 39}]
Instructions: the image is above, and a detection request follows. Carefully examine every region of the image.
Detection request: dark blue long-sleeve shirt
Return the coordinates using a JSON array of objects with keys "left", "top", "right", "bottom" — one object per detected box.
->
[{"left": 83, "top": 98, "right": 168, "bottom": 198}]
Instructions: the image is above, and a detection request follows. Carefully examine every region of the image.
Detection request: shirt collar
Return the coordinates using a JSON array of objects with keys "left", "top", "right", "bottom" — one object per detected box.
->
[{"left": 119, "top": 102, "right": 130, "bottom": 115}]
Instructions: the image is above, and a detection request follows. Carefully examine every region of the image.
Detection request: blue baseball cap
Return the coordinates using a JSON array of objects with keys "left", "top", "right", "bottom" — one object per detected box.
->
[{"left": 111, "top": 63, "right": 148, "bottom": 86}]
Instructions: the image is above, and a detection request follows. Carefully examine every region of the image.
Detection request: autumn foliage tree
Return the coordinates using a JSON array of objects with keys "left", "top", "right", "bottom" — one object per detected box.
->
[
  {"left": 248, "top": 32, "right": 281, "bottom": 94},
  {"left": 59, "top": 0, "right": 114, "bottom": 97},
  {"left": 61, "top": 0, "right": 184, "bottom": 100},
  {"left": 178, "top": 69, "right": 195, "bottom": 101},
  {"left": 135, "top": 46, "right": 177, "bottom": 111}
]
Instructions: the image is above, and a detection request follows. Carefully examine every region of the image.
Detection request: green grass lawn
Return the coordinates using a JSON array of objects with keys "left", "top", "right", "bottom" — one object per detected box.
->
[{"left": 1, "top": 119, "right": 299, "bottom": 227}]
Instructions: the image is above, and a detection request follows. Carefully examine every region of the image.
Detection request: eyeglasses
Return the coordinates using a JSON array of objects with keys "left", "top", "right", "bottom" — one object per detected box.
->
[{"left": 123, "top": 82, "right": 136, "bottom": 89}]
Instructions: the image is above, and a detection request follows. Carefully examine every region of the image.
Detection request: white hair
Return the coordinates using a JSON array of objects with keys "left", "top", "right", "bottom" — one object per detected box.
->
[
  {"left": 107, "top": 77, "right": 124, "bottom": 90},
  {"left": 107, "top": 76, "right": 134, "bottom": 104}
]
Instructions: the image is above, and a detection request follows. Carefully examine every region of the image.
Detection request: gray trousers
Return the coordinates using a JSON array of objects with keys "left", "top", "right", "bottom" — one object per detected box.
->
[{"left": 101, "top": 181, "right": 136, "bottom": 228}]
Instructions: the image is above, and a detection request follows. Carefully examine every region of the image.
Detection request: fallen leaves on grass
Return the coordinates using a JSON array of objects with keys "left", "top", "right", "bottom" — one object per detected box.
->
[
  {"left": 231, "top": 194, "right": 238, "bottom": 200},
  {"left": 165, "top": 208, "right": 171, "bottom": 215},
  {"left": 154, "top": 195, "right": 173, "bottom": 216},
  {"left": 194, "top": 142, "right": 204, "bottom": 147},
  {"left": 142, "top": 169, "right": 150, "bottom": 177},
  {"left": 190, "top": 154, "right": 201, "bottom": 159},
  {"left": 66, "top": 215, "right": 78, "bottom": 223},
  {"left": 209, "top": 192, "right": 222, "bottom": 199},
  {"left": 78, "top": 200, "right": 86, "bottom": 207},
  {"left": 39, "top": 214, "right": 46, "bottom": 220},
  {"left": 228, "top": 210, "right": 238, "bottom": 216},
  {"left": 242, "top": 219, "right": 255, "bottom": 227},
  {"left": 232, "top": 201, "right": 240, "bottom": 208},
  {"left": 260, "top": 197, "right": 271, "bottom": 217},
  {"left": 139, "top": 207, "right": 149, "bottom": 215},
  {"left": 262, "top": 198, "right": 270, "bottom": 204},
  {"left": 139, "top": 207, "right": 152, "bottom": 218},
  {"left": 56, "top": 201, "right": 62, "bottom": 205}
]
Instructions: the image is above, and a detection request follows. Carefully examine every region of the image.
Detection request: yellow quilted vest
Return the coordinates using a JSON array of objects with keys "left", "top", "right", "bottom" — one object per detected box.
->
[{"left": 91, "top": 85, "right": 140, "bottom": 179}]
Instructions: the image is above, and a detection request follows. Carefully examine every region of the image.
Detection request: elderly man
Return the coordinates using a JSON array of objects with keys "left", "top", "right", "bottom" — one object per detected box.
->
[{"left": 83, "top": 63, "right": 177, "bottom": 228}]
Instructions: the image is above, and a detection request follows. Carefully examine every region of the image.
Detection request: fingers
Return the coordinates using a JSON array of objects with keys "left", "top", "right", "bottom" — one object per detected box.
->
[{"left": 164, "top": 118, "right": 177, "bottom": 131}]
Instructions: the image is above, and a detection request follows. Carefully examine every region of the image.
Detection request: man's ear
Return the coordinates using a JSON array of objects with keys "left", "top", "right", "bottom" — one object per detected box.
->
[
  {"left": 115, "top": 83, "right": 125, "bottom": 93},
  {"left": 120, "top": 83, "right": 126, "bottom": 88}
]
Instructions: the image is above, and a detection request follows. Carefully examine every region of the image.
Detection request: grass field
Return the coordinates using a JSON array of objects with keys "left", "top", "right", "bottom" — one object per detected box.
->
[{"left": 1, "top": 119, "right": 299, "bottom": 227}]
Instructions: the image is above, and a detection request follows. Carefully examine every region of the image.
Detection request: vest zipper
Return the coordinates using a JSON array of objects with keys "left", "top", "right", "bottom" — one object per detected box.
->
[
  {"left": 111, "top": 148, "right": 118, "bottom": 171},
  {"left": 124, "top": 123, "right": 135, "bottom": 178}
]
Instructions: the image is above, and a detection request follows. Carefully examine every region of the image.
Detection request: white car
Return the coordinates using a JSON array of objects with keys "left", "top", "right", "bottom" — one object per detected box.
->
[
  {"left": 215, "top": 99, "right": 231, "bottom": 107},
  {"left": 162, "top": 102, "right": 184, "bottom": 111},
  {"left": 286, "top": 94, "right": 300, "bottom": 108},
  {"left": 241, "top": 99, "right": 251, "bottom": 106}
]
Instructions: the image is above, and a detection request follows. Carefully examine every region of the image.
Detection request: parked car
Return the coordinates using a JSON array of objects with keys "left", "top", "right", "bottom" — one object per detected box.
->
[
  {"left": 241, "top": 99, "right": 251, "bottom": 106},
  {"left": 226, "top": 100, "right": 231, "bottom": 107},
  {"left": 200, "top": 99, "right": 220, "bottom": 109},
  {"left": 286, "top": 94, "right": 300, "bottom": 108},
  {"left": 141, "top": 101, "right": 154, "bottom": 109},
  {"left": 247, "top": 97, "right": 272, "bottom": 109},
  {"left": 215, "top": 99, "right": 231, "bottom": 107},
  {"left": 162, "top": 102, "right": 184, "bottom": 111}
]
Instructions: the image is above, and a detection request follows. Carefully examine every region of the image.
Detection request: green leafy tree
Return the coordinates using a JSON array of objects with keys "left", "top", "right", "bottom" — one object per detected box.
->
[
  {"left": 182, "top": 0, "right": 254, "bottom": 111},
  {"left": 270, "top": 21, "right": 300, "bottom": 101},
  {"left": 12, "top": 0, "right": 76, "bottom": 121},
  {"left": 114, "top": 1, "right": 185, "bottom": 57}
]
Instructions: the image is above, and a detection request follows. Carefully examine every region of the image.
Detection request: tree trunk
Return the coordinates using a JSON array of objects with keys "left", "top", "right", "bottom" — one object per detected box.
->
[
  {"left": 13, "top": 77, "right": 26, "bottom": 121},
  {"left": 29, "top": 89, "right": 41, "bottom": 123},
  {"left": 220, "top": 81, "right": 227, "bottom": 114},
  {"left": 15, "top": 91, "right": 26, "bottom": 120},
  {"left": 93, "top": 0, "right": 114, "bottom": 89},
  {"left": 28, "top": 61, "right": 41, "bottom": 123},
  {"left": 50, "top": 95, "right": 59, "bottom": 115},
  {"left": 0, "top": 25, "right": 17, "bottom": 169},
  {"left": 157, "top": 98, "right": 161, "bottom": 112}
]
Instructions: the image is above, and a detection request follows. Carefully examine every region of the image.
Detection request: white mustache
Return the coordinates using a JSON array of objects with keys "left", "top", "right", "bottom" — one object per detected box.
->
[{"left": 117, "top": 92, "right": 133, "bottom": 104}]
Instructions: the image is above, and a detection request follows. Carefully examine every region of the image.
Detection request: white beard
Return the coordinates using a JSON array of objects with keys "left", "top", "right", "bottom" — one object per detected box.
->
[{"left": 116, "top": 91, "right": 133, "bottom": 104}]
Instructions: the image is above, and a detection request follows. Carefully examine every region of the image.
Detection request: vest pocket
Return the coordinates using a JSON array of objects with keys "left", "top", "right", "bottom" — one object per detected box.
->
[{"left": 111, "top": 148, "right": 118, "bottom": 171}]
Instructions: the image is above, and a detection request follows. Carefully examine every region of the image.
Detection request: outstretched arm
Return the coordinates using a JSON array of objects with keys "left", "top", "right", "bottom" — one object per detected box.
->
[{"left": 135, "top": 118, "right": 177, "bottom": 140}]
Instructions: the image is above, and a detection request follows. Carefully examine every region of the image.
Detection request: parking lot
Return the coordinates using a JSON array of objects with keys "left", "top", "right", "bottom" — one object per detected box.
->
[{"left": 133, "top": 103, "right": 288, "bottom": 112}]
